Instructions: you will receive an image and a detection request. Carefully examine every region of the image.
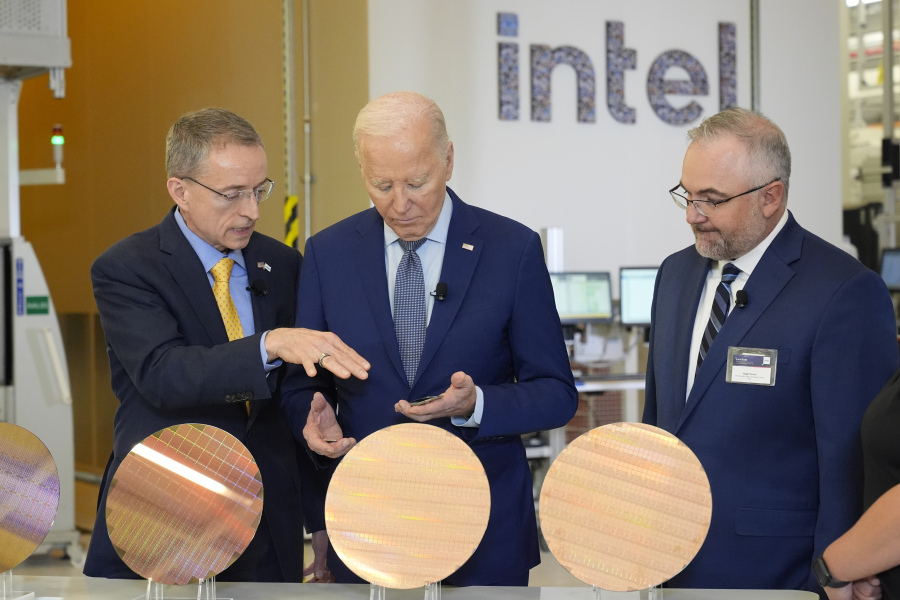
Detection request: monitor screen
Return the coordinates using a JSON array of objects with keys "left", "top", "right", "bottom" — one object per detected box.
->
[
  {"left": 619, "top": 266, "right": 659, "bottom": 326},
  {"left": 549, "top": 272, "right": 613, "bottom": 324},
  {"left": 881, "top": 248, "right": 900, "bottom": 291}
]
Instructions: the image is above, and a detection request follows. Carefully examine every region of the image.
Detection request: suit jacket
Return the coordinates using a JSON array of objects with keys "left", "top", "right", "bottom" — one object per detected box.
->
[
  {"left": 84, "top": 208, "right": 320, "bottom": 582},
  {"left": 282, "top": 189, "right": 578, "bottom": 585},
  {"left": 643, "top": 212, "right": 899, "bottom": 593}
]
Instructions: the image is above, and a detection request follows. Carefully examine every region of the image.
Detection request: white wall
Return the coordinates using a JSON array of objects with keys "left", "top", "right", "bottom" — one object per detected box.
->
[
  {"left": 368, "top": 0, "right": 842, "bottom": 295},
  {"left": 758, "top": 0, "right": 843, "bottom": 245}
]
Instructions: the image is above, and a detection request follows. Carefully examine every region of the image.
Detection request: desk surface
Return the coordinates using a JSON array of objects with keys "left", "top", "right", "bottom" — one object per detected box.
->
[{"left": 11, "top": 575, "right": 818, "bottom": 600}]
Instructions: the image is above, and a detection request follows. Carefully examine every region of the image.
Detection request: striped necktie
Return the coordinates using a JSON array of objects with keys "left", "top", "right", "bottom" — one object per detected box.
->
[
  {"left": 394, "top": 239, "right": 427, "bottom": 387},
  {"left": 697, "top": 262, "right": 740, "bottom": 371}
]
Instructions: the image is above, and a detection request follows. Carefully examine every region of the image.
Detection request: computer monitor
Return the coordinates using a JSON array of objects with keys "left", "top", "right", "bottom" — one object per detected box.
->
[
  {"left": 619, "top": 266, "right": 659, "bottom": 327},
  {"left": 881, "top": 248, "right": 900, "bottom": 292},
  {"left": 549, "top": 272, "right": 613, "bottom": 324}
]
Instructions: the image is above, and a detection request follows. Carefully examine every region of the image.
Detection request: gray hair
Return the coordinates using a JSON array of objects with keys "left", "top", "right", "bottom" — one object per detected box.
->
[
  {"left": 688, "top": 107, "right": 791, "bottom": 201},
  {"left": 353, "top": 91, "right": 451, "bottom": 164},
  {"left": 165, "top": 108, "right": 264, "bottom": 178}
]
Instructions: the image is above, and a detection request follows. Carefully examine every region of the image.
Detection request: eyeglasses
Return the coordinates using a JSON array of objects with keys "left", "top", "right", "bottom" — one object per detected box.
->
[
  {"left": 184, "top": 177, "right": 274, "bottom": 204},
  {"left": 670, "top": 178, "right": 780, "bottom": 217}
]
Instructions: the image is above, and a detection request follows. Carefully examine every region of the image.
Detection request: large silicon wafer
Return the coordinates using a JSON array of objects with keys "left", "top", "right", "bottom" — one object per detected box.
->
[
  {"left": 540, "top": 422, "right": 711, "bottom": 591},
  {"left": 326, "top": 423, "right": 490, "bottom": 588},
  {"left": 106, "top": 423, "right": 262, "bottom": 584},
  {"left": 0, "top": 422, "right": 60, "bottom": 572}
]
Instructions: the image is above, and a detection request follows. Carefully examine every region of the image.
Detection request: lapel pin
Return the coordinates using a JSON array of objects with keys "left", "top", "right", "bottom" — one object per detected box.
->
[
  {"left": 257, "top": 262, "right": 272, "bottom": 272},
  {"left": 462, "top": 243, "right": 474, "bottom": 251}
]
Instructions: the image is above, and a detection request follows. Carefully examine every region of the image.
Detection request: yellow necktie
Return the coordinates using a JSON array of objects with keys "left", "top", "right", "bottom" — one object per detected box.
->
[
  {"left": 211, "top": 258, "right": 244, "bottom": 341},
  {"left": 210, "top": 257, "right": 249, "bottom": 414}
]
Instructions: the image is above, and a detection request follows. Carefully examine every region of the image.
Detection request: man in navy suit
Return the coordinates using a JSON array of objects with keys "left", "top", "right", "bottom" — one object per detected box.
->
[
  {"left": 643, "top": 107, "right": 898, "bottom": 594},
  {"left": 282, "top": 91, "right": 578, "bottom": 586},
  {"left": 84, "top": 108, "right": 369, "bottom": 582}
]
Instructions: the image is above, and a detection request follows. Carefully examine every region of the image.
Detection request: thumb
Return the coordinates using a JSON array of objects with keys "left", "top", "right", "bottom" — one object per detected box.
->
[{"left": 450, "top": 371, "right": 468, "bottom": 388}]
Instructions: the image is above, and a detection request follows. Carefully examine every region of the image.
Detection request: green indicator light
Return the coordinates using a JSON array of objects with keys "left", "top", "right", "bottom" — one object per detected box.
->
[{"left": 51, "top": 135, "right": 65, "bottom": 145}]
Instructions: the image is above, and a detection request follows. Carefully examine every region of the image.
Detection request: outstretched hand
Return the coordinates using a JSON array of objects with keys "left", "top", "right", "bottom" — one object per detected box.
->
[
  {"left": 265, "top": 328, "right": 370, "bottom": 380},
  {"left": 394, "top": 371, "right": 477, "bottom": 422},
  {"left": 303, "top": 392, "right": 356, "bottom": 459}
]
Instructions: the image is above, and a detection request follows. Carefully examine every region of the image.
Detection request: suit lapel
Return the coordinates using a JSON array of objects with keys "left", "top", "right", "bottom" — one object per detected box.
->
[
  {"left": 415, "top": 193, "right": 480, "bottom": 390},
  {"left": 668, "top": 252, "right": 712, "bottom": 427},
  {"left": 354, "top": 209, "right": 409, "bottom": 384},
  {"left": 679, "top": 213, "right": 802, "bottom": 430},
  {"left": 242, "top": 237, "right": 275, "bottom": 333},
  {"left": 158, "top": 209, "right": 225, "bottom": 345}
]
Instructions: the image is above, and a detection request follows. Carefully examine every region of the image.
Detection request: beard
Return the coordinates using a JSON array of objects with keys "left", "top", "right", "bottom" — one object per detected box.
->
[{"left": 692, "top": 202, "right": 769, "bottom": 261}]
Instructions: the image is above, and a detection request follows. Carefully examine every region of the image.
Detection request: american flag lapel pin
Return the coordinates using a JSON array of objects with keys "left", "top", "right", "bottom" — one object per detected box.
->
[{"left": 257, "top": 262, "right": 272, "bottom": 272}]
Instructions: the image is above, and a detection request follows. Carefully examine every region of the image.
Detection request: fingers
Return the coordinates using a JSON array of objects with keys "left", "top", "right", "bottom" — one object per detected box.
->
[
  {"left": 853, "top": 578, "right": 882, "bottom": 600},
  {"left": 269, "top": 328, "right": 370, "bottom": 379},
  {"left": 308, "top": 530, "right": 334, "bottom": 582},
  {"left": 311, "top": 331, "right": 370, "bottom": 380},
  {"left": 394, "top": 398, "right": 431, "bottom": 422},
  {"left": 308, "top": 437, "right": 356, "bottom": 458},
  {"left": 304, "top": 393, "right": 356, "bottom": 456},
  {"left": 394, "top": 374, "right": 476, "bottom": 421}
]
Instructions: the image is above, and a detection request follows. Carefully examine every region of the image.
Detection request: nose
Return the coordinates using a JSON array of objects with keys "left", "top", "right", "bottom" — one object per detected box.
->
[
  {"left": 239, "top": 192, "right": 260, "bottom": 220},
  {"left": 685, "top": 202, "right": 707, "bottom": 225},
  {"left": 390, "top": 188, "right": 411, "bottom": 214}
]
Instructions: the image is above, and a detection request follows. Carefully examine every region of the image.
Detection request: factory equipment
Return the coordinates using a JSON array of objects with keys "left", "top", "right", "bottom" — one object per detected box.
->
[{"left": 0, "top": 0, "right": 80, "bottom": 565}]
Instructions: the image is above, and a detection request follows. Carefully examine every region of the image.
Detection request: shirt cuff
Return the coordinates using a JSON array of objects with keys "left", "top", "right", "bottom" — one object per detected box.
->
[
  {"left": 451, "top": 386, "right": 483, "bottom": 428},
  {"left": 260, "top": 331, "right": 282, "bottom": 373}
]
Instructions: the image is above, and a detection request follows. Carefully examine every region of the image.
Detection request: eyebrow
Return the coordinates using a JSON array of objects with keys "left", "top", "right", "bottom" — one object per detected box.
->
[
  {"left": 679, "top": 181, "right": 729, "bottom": 198},
  {"left": 221, "top": 178, "right": 269, "bottom": 191}
]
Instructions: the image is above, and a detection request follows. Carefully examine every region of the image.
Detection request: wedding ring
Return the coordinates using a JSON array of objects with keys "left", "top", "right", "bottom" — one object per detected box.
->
[{"left": 317, "top": 352, "right": 331, "bottom": 367}]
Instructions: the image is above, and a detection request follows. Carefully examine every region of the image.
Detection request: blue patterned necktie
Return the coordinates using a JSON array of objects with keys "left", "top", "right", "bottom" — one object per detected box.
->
[
  {"left": 697, "top": 262, "right": 741, "bottom": 371},
  {"left": 394, "top": 238, "right": 427, "bottom": 387}
]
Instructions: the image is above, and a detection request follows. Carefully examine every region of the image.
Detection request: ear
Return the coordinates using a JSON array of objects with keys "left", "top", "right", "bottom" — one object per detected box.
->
[
  {"left": 167, "top": 177, "right": 188, "bottom": 210},
  {"left": 760, "top": 180, "right": 784, "bottom": 219},
  {"left": 444, "top": 142, "right": 454, "bottom": 181}
]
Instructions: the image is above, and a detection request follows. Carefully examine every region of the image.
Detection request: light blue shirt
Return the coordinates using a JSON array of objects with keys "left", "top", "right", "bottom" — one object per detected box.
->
[
  {"left": 174, "top": 209, "right": 277, "bottom": 371},
  {"left": 383, "top": 192, "right": 483, "bottom": 427}
]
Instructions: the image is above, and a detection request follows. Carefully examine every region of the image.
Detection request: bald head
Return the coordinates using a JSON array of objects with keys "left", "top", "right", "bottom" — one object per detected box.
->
[
  {"left": 353, "top": 92, "right": 451, "bottom": 166},
  {"left": 687, "top": 107, "right": 792, "bottom": 203}
]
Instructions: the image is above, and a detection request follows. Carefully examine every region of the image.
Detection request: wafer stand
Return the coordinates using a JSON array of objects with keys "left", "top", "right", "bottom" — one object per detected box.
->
[
  {"left": 0, "top": 423, "right": 61, "bottom": 600},
  {"left": 540, "top": 422, "right": 712, "bottom": 600},
  {"left": 326, "top": 423, "right": 491, "bottom": 600},
  {"left": 105, "top": 424, "right": 264, "bottom": 600}
]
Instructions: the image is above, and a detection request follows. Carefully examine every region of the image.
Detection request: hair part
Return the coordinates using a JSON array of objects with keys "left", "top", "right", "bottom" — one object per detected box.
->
[
  {"left": 687, "top": 107, "right": 791, "bottom": 201},
  {"left": 165, "top": 108, "right": 264, "bottom": 178},
  {"left": 353, "top": 91, "right": 451, "bottom": 165}
]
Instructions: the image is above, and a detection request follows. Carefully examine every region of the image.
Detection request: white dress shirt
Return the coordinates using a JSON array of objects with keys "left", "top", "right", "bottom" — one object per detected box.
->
[{"left": 685, "top": 210, "right": 789, "bottom": 398}]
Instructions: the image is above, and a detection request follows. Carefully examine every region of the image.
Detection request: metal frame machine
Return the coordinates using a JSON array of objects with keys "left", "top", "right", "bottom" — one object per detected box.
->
[{"left": 0, "top": 0, "right": 81, "bottom": 565}]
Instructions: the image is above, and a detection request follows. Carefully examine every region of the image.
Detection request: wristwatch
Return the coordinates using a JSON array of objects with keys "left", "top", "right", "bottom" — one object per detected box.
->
[{"left": 813, "top": 553, "right": 850, "bottom": 589}]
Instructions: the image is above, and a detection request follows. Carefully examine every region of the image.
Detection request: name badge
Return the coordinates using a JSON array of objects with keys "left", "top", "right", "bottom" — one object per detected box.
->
[{"left": 726, "top": 347, "right": 777, "bottom": 386}]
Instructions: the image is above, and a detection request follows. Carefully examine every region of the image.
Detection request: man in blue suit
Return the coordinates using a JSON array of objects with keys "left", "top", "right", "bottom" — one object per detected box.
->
[
  {"left": 84, "top": 108, "right": 369, "bottom": 582},
  {"left": 644, "top": 108, "right": 899, "bottom": 594},
  {"left": 282, "top": 91, "right": 578, "bottom": 586}
]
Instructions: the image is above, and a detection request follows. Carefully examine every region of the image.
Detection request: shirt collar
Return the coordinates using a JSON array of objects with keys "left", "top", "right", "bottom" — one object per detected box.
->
[
  {"left": 174, "top": 208, "right": 246, "bottom": 273},
  {"left": 727, "top": 209, "right": 789, "bottom": 275},
  {"left": 383, "top": 190, "right": 453, "bottom": 249}
]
